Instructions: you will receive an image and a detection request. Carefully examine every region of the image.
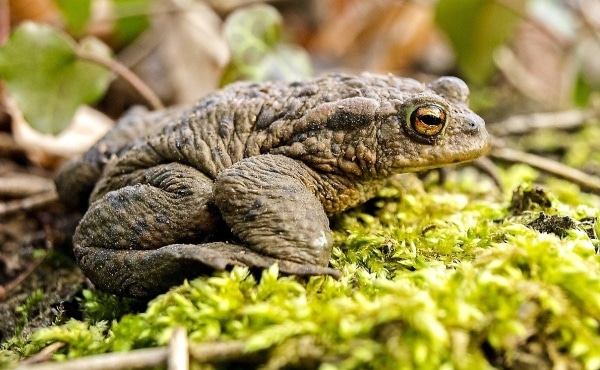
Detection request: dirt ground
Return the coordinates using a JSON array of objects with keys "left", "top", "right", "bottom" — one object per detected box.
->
[{"left": 0, "top": 136, "right": 89, "bottom": 343}]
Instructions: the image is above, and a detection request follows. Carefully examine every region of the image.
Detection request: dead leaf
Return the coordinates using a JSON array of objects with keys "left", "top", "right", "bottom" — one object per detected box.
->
[
  {"left": 503, "top": 21, "right": 573, "bottom": 106},
  {"left": 308, "top": 0, "right": 442, "bottom": 72},
  {"left": 8, "top": 97, "right": 113, "bottom": 168},
  {"left": 112, "top": 0, "right": 229, "bottom": 105},
  {"left": 152, "top": 0, "right": 229, "bottom": 103},
  {"left": 8, "top": 0, "right": 61, "bottom": 25}
]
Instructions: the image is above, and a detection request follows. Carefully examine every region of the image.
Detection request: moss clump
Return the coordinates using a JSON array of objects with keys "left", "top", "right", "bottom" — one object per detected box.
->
[{"left": 3, "top": 168, "right": 600, "bottom": 369}]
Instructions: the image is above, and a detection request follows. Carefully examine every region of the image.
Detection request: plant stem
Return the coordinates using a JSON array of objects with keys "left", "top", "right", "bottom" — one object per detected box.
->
[{"left": 76, "top": 50, "right": 164, "bottom": 111}]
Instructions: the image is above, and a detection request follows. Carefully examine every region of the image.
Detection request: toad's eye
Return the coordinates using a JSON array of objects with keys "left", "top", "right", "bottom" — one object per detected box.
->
[{"left": 410, "top": 105, "right": 446, "bottom": 137}]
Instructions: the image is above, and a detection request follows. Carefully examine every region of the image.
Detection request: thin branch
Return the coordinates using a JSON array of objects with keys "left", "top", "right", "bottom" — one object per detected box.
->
[
  {"left": 567, "top": 1, "right": 600, "bottom": 45},
  {"left": 18, "top": 343, "right": 65, "bottom": 366},
  {"left": 168, "top": 327, "right": 189, "bottom": 370},
  {"left": 0, "top": 190, "right": 59, "bottom": 218},
  {"left": 489, "top": 109, "right": 596, "bottom": 137},
  {"left": 490, "top": 146, "right": 600, "bottom": 195},
  {"left": 494, "top": 47, "right": 556, "bottom": 105},
  {"left": 496, "top": 0, "right": 571, "bottom": 46},
  {"left": 16, "top": 347, "right": 168, "bottom": 370},
  {"left": 75, "top": 50, "right": 164, "bottom": 111},
  {"left": 16, "top": 341, "right": 259, "bottom": 370},
  {"left": 472, "top": 156, "right": 504, "bottom": 192},
  {"left": 0, "top": 175, "right": 55, "bottom": 198},
  {"left": 0, "top": 256, "right": 44, "bottom": 300},
  {"left": 188, "top": 340, "right": 248, "bottom": 363}
]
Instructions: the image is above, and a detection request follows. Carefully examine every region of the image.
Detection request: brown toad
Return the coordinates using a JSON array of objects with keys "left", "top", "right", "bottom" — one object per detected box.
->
[{"left": 55, "top": 72, "right": 490, "bottom": 297}]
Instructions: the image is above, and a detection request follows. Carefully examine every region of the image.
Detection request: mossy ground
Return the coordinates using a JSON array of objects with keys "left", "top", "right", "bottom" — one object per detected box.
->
[{"left": 2, "top": 165, "right": 600, "bottom": 369}]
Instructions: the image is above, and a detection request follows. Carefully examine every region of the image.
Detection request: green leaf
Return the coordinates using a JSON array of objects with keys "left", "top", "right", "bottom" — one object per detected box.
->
[
  {"left": 435, "top": 0, "right": 525, "bottom": 84},
  {"left": 223, "top": 3, "right": 283, "bottom": 64},
  {"left": 252, "top": 45, "right": 313, "bottom": 81},
  {"left": 113, "top": 0, "right": 151, "bottom": 45},
  {"left": 221, "top": 4, "right": 312, "bottom": 85},
  {"left": 573, "top": 71, "right": 592, "bottom": 107},
  {"left": 55, "top": 0, "right": 92, "bottom": 36},
  {"left": 0, "top": 22, "right": 112, "bottom": 135}
]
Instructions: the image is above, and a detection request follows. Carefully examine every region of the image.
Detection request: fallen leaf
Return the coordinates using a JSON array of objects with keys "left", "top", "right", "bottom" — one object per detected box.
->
[
  {"left": 8, "top": 0, "right": 61, "bottom": 24},
  {"left": 308, "top": 0, "right": 440, "bottom": 72},
  {"left": 8, "top": 97, "right": 113, "bottom": 168},
  {"left": 151, "top": 0, "right": 230, "bottom": 103}
]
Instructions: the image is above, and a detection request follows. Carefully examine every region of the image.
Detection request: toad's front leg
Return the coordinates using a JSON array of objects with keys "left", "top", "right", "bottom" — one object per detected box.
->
[{"left": 213, "top": 154, "right": 335, "bottom": 267}]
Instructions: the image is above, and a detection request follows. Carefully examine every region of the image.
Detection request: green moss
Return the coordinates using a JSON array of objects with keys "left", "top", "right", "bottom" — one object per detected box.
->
[
  {"left": 79, "top": 289, "right": 143, "bottom": 324},
  {"left": 5, "top": 165, "right": 600, "bottom": 369},
  {"left": 14, "top": 289, "right": 45, "bottom": 336}
]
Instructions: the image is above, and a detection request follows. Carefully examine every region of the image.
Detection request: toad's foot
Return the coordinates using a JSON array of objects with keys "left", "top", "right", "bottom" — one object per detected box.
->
[{"left": 75, "top": 243, "right": 341, "bottom": 297}]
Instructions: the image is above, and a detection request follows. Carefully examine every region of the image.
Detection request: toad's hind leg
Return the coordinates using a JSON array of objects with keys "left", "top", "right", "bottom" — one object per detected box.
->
[
  {"left": 75, "top": 163, "right": 221, "bottom": 251},
  {"left": 73, "top": 162, "right": 223, "bottom": 296},
  {"left": 75, "top": 161, "right": 340, "bottom": 297}
]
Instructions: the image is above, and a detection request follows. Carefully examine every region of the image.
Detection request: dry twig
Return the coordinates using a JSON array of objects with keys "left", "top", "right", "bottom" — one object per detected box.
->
[
  {"left": 168, "top": 327, "right": 189, "bottom": 370},
  {"left": 489, "top": 109, "right": 596, "bottom": 137},
  {"left": 490, "top": 146, "right": 600, "bottom": 195},
  {"left": 16, "top": 336, "right": 255, "bottom": 370},
  {"left": 16, "top": 347, "right": 169, "bottom": 370},
  {"left": 18, "top": 343, "right": 65, "bottom": 366},
  {"left": 76, "top": 50, "right": 164, "bottom": 111},
  {"left": 188, "top": 340, "right": 248, "bottom": 363},
  {"left": 0, "top": 256, "right": 45, "bottom": 300},
  {"left": 0, "top": 174, "right": 54, "bottom": 198},
  {"left": 0, "top": 190, "right": 59, "bottom": 217},
  {"left": 472, "top": 156, "right": 504, "bottom": 191}
]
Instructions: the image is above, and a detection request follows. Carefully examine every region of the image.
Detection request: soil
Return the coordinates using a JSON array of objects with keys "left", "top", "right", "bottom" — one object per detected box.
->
[{"left": 0, "top": 154, "right": 86, "bottom": 344}]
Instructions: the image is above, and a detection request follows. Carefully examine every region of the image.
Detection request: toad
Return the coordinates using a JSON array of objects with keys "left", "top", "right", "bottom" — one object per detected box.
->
[{"left": 55, "top": 72, "right": 490, "bottom": 297}]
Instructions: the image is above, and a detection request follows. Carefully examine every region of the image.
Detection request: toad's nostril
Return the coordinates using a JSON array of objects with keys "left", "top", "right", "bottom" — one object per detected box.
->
[{"left": 465, "top": 116, "right": 485, "bottom": 134}]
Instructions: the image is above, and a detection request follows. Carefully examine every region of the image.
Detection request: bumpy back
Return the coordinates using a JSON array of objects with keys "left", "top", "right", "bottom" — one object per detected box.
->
[
  {"left": 145, "top": 73, "right": 424, "bottom": 179},
  {"left": 56, "top": 73, "right": 435, "bottom": 208}
]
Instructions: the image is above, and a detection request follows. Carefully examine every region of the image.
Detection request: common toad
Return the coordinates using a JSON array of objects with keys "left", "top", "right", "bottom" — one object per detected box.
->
[{"left": 55, "top": 72, "right": 490, "bottom": 297}]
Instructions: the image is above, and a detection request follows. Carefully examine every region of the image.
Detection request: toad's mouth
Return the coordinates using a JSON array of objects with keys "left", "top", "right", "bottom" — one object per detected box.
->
[{"left": 392, "top": 134, "right": 492, "bottom": 173}]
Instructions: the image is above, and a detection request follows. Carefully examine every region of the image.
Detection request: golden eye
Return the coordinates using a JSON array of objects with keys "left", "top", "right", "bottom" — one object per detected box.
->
[{"left": 410, "top": 105, "right": 446, "bottom": 137}]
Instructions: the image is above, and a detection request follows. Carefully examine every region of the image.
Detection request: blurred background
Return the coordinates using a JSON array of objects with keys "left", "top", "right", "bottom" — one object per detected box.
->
[{"left": 2, "top": 0, "right": 600, "bottom": 151}]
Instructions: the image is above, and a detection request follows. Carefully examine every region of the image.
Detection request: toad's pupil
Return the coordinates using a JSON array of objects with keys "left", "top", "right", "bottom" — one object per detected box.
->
[
  {"left": 420, "top": 113, "right": 443, "bottom": 126},
  {"left": 417, "top": 106, "right": 445, "bottom": 126}
]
